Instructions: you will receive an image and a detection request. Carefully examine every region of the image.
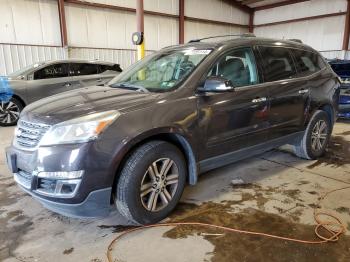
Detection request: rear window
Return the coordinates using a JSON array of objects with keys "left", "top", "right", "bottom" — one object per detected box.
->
[
  {"left": 99, "top": 64, "right": 122, "bottom": 73},
  {"left": 259, "top": 46, "right": 296, "bottom": 82},
  {"left": 70, "top": 63, "right": 98, "bottom": 76},
  {"left": 293, "top": 49, "right": 325, "bottom": 76}
]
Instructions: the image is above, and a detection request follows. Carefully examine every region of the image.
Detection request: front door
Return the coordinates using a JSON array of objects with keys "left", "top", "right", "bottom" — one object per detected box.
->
[{"left": 198, "top": 47, "right": 270, "bottom": 160}]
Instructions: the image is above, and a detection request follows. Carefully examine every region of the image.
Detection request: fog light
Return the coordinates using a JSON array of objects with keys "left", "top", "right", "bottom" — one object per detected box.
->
[
  {"left": 37, "top": 170, "right": 84, "bottom": 179},
  {"left": 36, "top": 178, "right": 82, "bottom": 198}
]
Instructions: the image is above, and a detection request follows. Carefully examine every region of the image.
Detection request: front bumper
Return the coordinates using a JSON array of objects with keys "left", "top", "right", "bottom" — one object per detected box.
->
[{"left": 5, "top": 141, "right": 118, "bottom": 217}]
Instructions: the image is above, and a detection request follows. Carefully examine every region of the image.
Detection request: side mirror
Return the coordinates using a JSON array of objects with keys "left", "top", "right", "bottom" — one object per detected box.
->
[{"left": 199, "top": 76, "right": 235, "bottom": 93}]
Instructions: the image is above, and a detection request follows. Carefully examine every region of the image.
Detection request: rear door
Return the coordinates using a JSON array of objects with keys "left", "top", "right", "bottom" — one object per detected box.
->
[
  {"left": 198, "top": 47, "right": 270, "bottom": 160},
  {"left": 69, "top": 63, "right": 103, "bottom": 88},
  {"left": 258, "top": 46, "right": 308, "bottom": 139},
  {"left": 26, "top": 63, "right": 72, "bottom": 103}
]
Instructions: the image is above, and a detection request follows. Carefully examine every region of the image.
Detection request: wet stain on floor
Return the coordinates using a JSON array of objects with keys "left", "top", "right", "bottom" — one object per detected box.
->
[
  {"left": 98, "top": 224, "right": 138, "bottom": 233},
  {"left": 163, "top": 202, "right": 350, "bottom": 262},
  {"left": 0, "top": 179, "right": 32, "bottom": 261},
  {"left": 307, "top": 136, "right": 350, "bottom": 169},
  {"left": 63, "top": 247, "right": 74, "bottom": 255}
]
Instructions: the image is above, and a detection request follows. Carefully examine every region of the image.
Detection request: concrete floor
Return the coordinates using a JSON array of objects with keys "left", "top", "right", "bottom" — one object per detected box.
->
[{"left": 1, "top": 123, "right": 350, "bottom": 262}]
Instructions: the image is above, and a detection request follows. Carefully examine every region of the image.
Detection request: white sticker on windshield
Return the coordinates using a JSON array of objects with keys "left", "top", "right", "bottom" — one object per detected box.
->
[{"left": 184, "top": 49, "right": 212, "bottom": 55}]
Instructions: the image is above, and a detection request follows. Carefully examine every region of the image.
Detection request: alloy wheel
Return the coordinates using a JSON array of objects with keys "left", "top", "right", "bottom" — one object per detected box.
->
[
  {"left": 140, "top": 158, "right": 179, "bottom": 212},
  {"left": 0, "top": 101, "right": 20, "bottom": 125},
  {"left": 311, "top": 119, "right": 328, "bottom": 152}
]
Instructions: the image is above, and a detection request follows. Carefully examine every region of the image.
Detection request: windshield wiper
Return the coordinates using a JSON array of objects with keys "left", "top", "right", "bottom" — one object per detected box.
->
[{"left": 109, "top": 82, "right": 150, "bottom": 93}]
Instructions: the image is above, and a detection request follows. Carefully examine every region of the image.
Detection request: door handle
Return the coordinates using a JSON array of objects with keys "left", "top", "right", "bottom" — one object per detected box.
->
[
  {"left": 252, "top": 97, "right": 267, "bottom": 103},
  {"left": 96, "top": 78, "right": 103, "bottom": 82},
  {"left": 298, "top": 89, "right": 309, "bottom": 94},
  {"left": 64, "top": 83, "right": 71, "bottom": 87}
]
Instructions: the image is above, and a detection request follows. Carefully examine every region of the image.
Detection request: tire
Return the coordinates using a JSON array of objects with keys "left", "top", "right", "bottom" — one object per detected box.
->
[
  {"left": 0, "top": 97, "right": 23, "bottom": 127},
  {"left": 293, "top": 110, "right": 331, "bottom": 160},
  {"left": 116, "top": 140, "right": 187, "bottom": 225}
]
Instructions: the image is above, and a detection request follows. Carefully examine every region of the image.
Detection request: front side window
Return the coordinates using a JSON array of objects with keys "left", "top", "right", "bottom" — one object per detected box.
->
[
  {"left": 34, "top": 63, "right": 69, "bottom": 80},
  {"left": 208, "top": 47, "right": 259, "bottom": 87},
  {"left": 293, "top": 49, "right": 324, "bottom": 76},
  {"left": 108, "top": 48, "right": 212, "bottom": 92},
  {"left": 70, "top": 63, "right": 99, "bottom": 76},
  {"left": 259, "top": 46, "right": 296, "bottom": 82}
]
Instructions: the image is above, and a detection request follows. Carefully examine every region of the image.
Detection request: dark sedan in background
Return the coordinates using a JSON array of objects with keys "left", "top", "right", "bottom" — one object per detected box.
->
[
  {"left": 328, "top": 59, "right": 350, "bottom": 119},
  {"left": 0, "top": 59, "right": 122, "bottom": 126}
]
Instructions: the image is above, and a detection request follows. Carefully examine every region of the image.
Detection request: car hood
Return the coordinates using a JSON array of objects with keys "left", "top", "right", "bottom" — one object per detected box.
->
[{"left": 22, "top": 86, "right": 159, "bottom": 124}]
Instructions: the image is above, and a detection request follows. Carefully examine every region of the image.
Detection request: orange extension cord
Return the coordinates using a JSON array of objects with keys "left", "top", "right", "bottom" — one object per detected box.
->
[{"left": 107, "top": 185, "right": 350, "bottom": 262}]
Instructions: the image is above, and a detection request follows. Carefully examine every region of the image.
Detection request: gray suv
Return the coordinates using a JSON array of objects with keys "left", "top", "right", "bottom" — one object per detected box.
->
[{"left": 0, "top": 60, "right": 122, "bottom": 126}]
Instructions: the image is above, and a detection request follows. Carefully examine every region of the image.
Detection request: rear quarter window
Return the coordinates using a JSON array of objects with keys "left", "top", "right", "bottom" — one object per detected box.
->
[
  {"left": 99, "top": 64, "right": 122, "bottom": 73},
  {"left": 258, "top": 46, "right": 297, "bottom": 82},
  {"left": 293, "top": 49, "right": 325, "bottom": 76}
]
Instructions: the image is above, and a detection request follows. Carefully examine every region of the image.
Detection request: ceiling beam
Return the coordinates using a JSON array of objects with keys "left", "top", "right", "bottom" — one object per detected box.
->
[
  {"left": 223, "top": 0, "right": 252, "bottom": 13},
  {"left": 241, "top": 0, "right": 265, "bottom": 5},
  {"left": 254, "top": 0, "right": 310, "bottom": 11}
]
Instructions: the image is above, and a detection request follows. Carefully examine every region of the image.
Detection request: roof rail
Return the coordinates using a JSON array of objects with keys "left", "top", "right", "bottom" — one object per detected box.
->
[
  {"left": 287, "top": 39, "right": 303, "bottom": 43},
  {"left": 188, "top": 33, "right": 256, "bottom": 43}
]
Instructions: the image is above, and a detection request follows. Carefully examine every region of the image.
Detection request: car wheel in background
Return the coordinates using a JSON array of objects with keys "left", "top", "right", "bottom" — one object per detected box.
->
[
  {"left": 0, "top": 97, "right": 23, "bottom": 126},
  {"left": 293, "top": 110, "right": 331, "bottom": 160},
  {"left": 116, "top": 140, "right": 187, "bottom": 225}
]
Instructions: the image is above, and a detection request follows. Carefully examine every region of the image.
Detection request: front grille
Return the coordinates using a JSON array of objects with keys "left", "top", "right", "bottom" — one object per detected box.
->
[
  {"left": 14, "top": 120, "right": 50, "bottom": 150},
  {"left": 14, "top": 170, "right": 32, "bottom": 189}
]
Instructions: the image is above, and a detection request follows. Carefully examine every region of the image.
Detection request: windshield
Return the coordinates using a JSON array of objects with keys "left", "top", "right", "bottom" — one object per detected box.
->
[
  {"left": 108, "top": 48, "right": 212, "bottom": 92},
  {"left": 8, "top": 63, "right": 44, "bottom": 77}
]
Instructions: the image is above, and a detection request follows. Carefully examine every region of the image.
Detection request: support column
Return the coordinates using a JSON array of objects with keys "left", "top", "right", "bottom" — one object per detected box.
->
[
  {"left": 58, "top": 0, "right": 68, "bottom": 47},
  {"left": 179, "top": 0, "right": 185, "bottom": 44},
  {"left": 136, "top": 0, "right": 145, "bottom": 60},
  {"left": 249, "top": 11, "right": 254, "bottom": 33},
  {"left": 343, "top": 0, "right": 350, "bottom": 50}
]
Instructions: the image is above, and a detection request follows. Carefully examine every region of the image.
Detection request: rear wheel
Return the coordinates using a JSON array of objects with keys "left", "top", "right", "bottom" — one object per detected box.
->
[
  {"left": 0, "top": 98, "right": 23, "bottom": 126},
  {"left": 116, "top": 140, "right": 186, "bottom": 225},
  {"left": 293, "top": 110, "right": 331, "bottom": 159}
]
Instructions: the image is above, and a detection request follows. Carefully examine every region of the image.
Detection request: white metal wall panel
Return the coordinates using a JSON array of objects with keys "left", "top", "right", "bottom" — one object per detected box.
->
[
  {"left": 68, "top": 47, "right": 153, "bottom": 70},
  {"left": 254, "top": 15, "right": 345, "bottom": 51},
  {"left": 254, "top": 0, "right": 347, "bottom": 25},
  {"left": 0, "top": 44, "right": 67, "bottom": 76},
  {"left": 184, "top": 21, "right": 248, "bottom": 43},
  {"left": 0, "top": 0, "right": 61, "bottom": 46},
  {"left": 65, "top": 3, "right": 178, "bottom": 50},
  {"left": 185, "top": 0, "right": 249, "bottom": 25},
  {"left": 79, "top": 0, "right": 179, "bottom": 15}
]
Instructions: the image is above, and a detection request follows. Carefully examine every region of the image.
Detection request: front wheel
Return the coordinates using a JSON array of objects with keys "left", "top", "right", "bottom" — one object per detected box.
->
[
  {"left": 116, "top": 140, "right": 187, "bottom": 225},
  {"left": 0, "top": 98, "right": 23, "bottom": 126},
  {"left": 293, "top": 110, "right": 331, "bottom": 160}
]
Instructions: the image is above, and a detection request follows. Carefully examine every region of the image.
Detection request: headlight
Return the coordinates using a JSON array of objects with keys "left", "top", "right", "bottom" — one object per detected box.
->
[{"left": 40, "top": 110, "right": 120, "bottom": 146}]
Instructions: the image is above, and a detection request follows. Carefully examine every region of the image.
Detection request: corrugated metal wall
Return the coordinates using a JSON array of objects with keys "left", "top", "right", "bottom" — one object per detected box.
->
[
  {"left": 254, "top": 0, "right": 348, "bottom": 52},
  {"left": 0, "top": 0, "right": 61, "bottom": 46},
  {"left": 68, "top": 47, "right": 153, "bottom": 70},
  {"left": 0, "top": 44, "right": 67, "bottom": 76},
  {"left": 184, "top": 0, "right": 249, "bottom": 42},
  {"left": 0, "top": 0, "right": 249, "bottom": 75}
]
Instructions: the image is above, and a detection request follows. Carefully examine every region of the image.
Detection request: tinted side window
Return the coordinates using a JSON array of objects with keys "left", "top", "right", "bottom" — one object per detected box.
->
[
  {"left": 293, "top": 49, "right": 324, "bottom": 76},
  {"left": 208, "top": 47, "right": 259, "bottom": 87},
  {"left": 99, "top": 64, "right": 122, "bottom": 73},
  {"left": 70, "top": 63, "right": 98, "bottom": 76},
  {"left": 34, "top": 63, "right": 69, "bottom": 80},
  {"left": 259, "top": 46, "right": 296, "bottom": 82}
]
